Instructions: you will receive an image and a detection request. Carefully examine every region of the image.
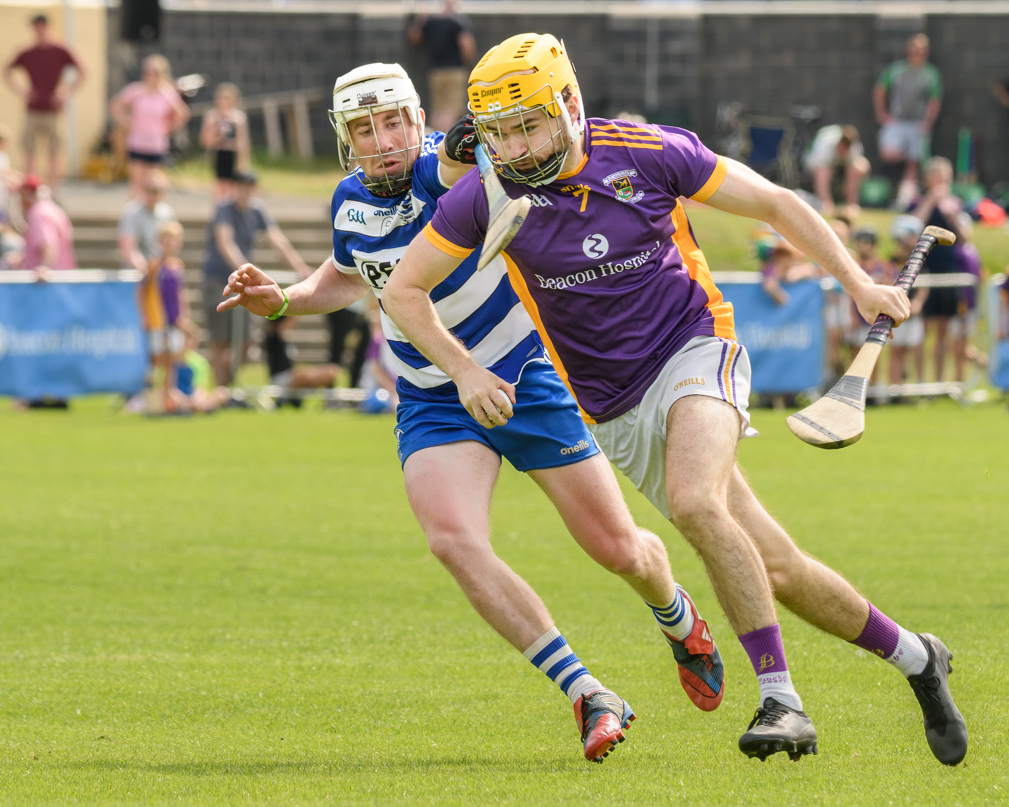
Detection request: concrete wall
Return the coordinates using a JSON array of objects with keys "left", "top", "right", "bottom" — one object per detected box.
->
[
  {"left": 103, "top": 4, "right": 1009, "bottom": 187},
  {"left": 0, "top": 0, "right": 108, "bottom": 176}
]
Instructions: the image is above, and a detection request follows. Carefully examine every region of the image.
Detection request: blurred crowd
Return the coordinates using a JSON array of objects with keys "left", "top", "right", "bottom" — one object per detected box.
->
[{"left": 0, "top": 14, "right": 1006, "bottom": 414}]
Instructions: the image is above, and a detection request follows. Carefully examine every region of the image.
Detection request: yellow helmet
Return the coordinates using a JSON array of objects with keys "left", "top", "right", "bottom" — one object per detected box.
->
[
  {"left": 468, "top": 33, "right": 579, "bottom": 121},
  {"left": 467, "top": 34, "right": 584, "bottom": 186}
]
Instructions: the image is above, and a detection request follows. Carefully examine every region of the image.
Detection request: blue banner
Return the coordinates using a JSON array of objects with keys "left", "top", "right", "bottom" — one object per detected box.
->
[
  {"left": 721, "top": 279, "right": 824, "bottom": 394},
  {"left": 0, "top": 280, "right": 147, "bottom": 399}
]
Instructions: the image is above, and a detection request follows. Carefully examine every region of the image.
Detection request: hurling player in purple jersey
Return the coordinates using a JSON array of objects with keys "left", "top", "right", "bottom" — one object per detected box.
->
[
  {"left": 218, "top": 63, "right": 727, "bottom": 764},
  {"left": 383, "top": 34, "right": 966, "bottom": 765}
]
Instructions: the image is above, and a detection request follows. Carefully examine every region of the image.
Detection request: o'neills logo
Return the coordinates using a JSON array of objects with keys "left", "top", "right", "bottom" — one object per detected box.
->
[
  {"left": 480, "top": 87, "right": 503, "bottom": 97},
  {"left": 560, "top": 439, "right": 591, "bottom": 456},
  {"left": 672, "top": 377, "right": 704, "bottom": 392}
]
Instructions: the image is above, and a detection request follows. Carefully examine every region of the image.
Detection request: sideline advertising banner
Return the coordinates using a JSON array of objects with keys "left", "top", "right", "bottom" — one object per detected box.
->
[
  {"left": 0, "top": 276, "right": 146, "bottom": 399},
  {"left": 720, "top": 279, "right": 824, "bottom": 394}
]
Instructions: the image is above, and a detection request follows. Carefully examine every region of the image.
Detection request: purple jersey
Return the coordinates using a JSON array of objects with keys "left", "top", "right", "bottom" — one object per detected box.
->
[{"left": 426, "top": 119, "right": 734, "bottom": 423}]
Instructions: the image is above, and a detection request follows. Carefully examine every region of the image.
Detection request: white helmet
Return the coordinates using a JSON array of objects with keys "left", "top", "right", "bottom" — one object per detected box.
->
[{"left": 328, "top": 63, "right": 424, "bottom": 196}]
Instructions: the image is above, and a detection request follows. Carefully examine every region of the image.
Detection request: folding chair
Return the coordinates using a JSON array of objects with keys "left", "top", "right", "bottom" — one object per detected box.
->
[{"left": 738, "top": 115, "right": 797, "bottom": 188}]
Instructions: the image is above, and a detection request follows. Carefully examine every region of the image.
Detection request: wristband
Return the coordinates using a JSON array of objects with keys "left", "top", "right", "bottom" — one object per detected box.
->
[{"left": 266, "top": 289, "right": 289, "bottom": 320}]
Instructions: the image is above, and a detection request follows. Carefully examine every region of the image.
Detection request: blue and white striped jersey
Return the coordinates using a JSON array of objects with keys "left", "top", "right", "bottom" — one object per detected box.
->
[{"left": 331, "top": 132, "right": 546, "bottom": 402}]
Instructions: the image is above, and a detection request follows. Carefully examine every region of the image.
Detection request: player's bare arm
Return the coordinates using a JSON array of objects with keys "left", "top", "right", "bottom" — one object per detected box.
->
[
  {"left": 382, "top": 235, "right": 515, "bottom": 428},
  {"left": 218, "top": 256, "right": 369, "bottom": 317},
  {"left": 705, "top": 159, "right": 910, "bottom": 325}
]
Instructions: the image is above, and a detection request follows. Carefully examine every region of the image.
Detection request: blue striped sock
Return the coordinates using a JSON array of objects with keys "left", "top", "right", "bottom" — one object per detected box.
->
[
  {"left": 648, "top": 586, "right": 695, "bottom": 644},
  {"left": 523, "top": 627, "right": 603, "bottom": 704}
]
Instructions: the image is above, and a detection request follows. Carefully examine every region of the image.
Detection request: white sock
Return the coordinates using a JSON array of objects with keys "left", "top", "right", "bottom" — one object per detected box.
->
[
  {"left": 888, "top": 628, "right": 929, "bottom": 677},
  {"left": 758, "top": 671, "right": 803, "bottom": 712},
  {"left": 523, "top": 627, "right": 604, "bottom": 704},
  {"left": 647, "top": 586, "right": 695, "bottom": 643}
]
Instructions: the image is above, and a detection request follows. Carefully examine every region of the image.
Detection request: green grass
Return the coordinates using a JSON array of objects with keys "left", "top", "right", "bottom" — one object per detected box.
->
[{"left": 1, "top": 399, "right": 1006, "bottom": 804}]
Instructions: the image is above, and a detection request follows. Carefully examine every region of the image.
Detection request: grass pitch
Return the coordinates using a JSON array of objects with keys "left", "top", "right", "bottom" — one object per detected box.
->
[{"left": 0, "top": 399, "right": 1007, "bottom": 805}]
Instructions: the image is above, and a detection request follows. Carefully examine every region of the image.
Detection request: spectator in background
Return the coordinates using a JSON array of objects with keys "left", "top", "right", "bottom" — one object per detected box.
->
[
  {"left": 358, "top": 296, "right": 399, "bottom": 414},
  {"left": 0, "top": 124, "right": 17, "bottom": 225},
  {"left": 199, "top": 82, "right": 250, "bottom": 202},
  {"left": 888, "top": 214, "right": 929, "bottom": 391},
  {"left": 262, "top": 315, "right": 340, "bottom": 408},
  {"left": 118, "top": 174, "right": 176, "bottom": 274},
  {"left": 173, "top": 322, "right": 232, "bottom": 413},
  {"left": 407, "top": 0, "right": 476, "bottom": 133},
  {"left": 327, "top": 299, "right": 370, "bottom": 390},
  {"left": 3, "top": 13, "right": 86, "bottom": 192},
  {"left": 950, "top": 212, "right": 984, "bottom": 383},
  {"left": 912, "top": 157, "right": 963, "bottom": 382},
  {"left": 16, "top": 174, "right": 75, "bottom": 279},
  {"left": 873, "top": 34, "right": 942, "bottom": 211},
  {"left": 109, "top": 54, "right": 190, "bottom": 199},
  {"left": 201, "top": 171, "right": 312, "bottom": 387},
  {"left": 757, "top": 230, "right": 815, "bottom": 307},
  {"left": 848, "top": 225, "right": 890, "bottom": 393},
  {"left": 804, "top": 125, "right": 870, "bottom": 215},
  {"left": 137, "top": 221, "right": 190, "bottom": 413}
]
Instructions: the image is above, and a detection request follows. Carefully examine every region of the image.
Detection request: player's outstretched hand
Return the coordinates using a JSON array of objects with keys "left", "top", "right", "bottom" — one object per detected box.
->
[
  {"left": 217, "top": 263, "right": 285, "bottom": 318},
  {"left": 455, "top": 366, "right": 516, "bottom": 429},
  {"left": 853, "top": 282, "right": 911, "bottom": 328},
  {"left": 444, "top": 114, "right": 479, "bottom": 165}
]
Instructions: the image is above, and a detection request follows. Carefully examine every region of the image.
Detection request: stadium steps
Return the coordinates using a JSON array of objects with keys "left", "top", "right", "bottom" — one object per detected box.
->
[{"left": 72, "top": 213, "right": 339, "bottom": 364}]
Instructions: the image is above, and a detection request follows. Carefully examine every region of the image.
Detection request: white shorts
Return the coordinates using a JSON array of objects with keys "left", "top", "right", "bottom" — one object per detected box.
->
[
  {"left": 878, "top": 121, "right": 927, "bottom": 161},
  {"left": 148, "top": 326, "right": 184, "bottom": 355},
  {"left": 948, "top": 310, "right": 978, "bottom": 340},
  {"left": 890, "top": 315, "right": 925, "bottom": 348},
  {"left": 588, "top": 336, "right": 757, "bottom": 520}
]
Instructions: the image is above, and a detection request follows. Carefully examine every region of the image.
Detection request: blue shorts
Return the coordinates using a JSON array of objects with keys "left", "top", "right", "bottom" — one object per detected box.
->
[{"left": 395, "top": 360, "right": 600, "bottom": 472}]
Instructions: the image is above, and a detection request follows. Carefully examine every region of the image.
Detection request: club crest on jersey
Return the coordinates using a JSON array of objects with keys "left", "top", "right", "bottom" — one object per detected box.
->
[{"left": 603, "top": 170, "right": 644, "bottom": 204}]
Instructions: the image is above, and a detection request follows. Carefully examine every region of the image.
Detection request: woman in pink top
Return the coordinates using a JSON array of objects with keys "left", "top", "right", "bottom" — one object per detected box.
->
[{"left": 110, "top": 54, "right": 190, "bottom": 198}]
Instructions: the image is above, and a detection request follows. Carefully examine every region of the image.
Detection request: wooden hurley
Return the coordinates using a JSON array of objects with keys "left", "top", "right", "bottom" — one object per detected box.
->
[{"left": 786, "top": 225, "right": 956, "bottom": 449}]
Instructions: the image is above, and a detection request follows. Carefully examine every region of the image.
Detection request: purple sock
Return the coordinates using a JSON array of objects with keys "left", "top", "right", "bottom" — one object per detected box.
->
[
  {"left": 850, "top": 602, "right": 899, "bottom": 659},
  {"left": 739, "top": 623, "right": 789, "bottom": 676}
]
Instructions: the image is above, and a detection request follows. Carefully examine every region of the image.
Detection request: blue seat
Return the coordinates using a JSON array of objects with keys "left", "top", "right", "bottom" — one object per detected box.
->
[{"left": 739, "top": 116, "right": 797, "bottom": 188}]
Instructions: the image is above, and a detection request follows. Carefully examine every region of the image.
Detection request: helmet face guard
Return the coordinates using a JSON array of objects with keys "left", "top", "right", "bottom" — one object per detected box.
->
[
  {"left": 467, "top": 34, "right": 584, "bottom": 188},
  {"left": 328, "top": 64, "right": 424, "bottom": 197}
]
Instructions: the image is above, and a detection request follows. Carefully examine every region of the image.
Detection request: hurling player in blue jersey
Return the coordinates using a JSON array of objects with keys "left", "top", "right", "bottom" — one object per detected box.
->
[{"left": 218, "top": 63, "right": 725, "bottom": 763}]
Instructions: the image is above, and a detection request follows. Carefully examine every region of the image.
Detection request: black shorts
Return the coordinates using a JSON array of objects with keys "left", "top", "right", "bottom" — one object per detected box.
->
[
  {"left": 128, "top": 150, "right": 166, "bottom": 165},
  {"left": 214, "top": 150, "right": 237, "bottom": 180},
  {"left": 922, "top": 285, "right": 960, "bottom": 319}
]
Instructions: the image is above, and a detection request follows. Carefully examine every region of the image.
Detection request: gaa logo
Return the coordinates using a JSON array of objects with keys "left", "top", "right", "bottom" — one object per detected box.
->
[{"left": 582, "top": 234, "right": 608, "bottom": 259}]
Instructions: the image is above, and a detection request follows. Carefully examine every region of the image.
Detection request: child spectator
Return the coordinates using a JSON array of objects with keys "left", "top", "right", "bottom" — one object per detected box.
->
[
  {"left": 358, "top": 297, "right": 399, "bottom": 414},
  {"left": 848, "top": 225, "right": 891, "bottom": 392},
  {"left": 888, "top": 215, "right": 929, "bottom": 390},
  {"left": 173, "top": 324, "right": 231, "bottom": 413},
  {"left": 950, "top": 212, "right": 984, "bottom": 382},
  {"left": 849, "top": 225, "right": 892, "bottom": 345},
  {"left": 198, "top": 83, "right": 250, "bottom": 202},
  {"left": 138, "top": 221, "right": 190, "bottom": 412}
]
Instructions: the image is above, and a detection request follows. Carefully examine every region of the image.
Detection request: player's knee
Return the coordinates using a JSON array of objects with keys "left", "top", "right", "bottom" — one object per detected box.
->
[
  {"left": 666, "top": 483, "right": 725, "bottom": 537},
  {"left": 425, "top": 526, "right": 486, "bottom": 571},
  {"left": 581, "top": 528, "right": 649, "bottom": 578}
]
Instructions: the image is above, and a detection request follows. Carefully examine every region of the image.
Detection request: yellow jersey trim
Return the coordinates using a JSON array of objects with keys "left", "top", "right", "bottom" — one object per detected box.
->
[
  {"left": 670, "top": 202, "right": 736, "bottom": 341},
  {"left": 689, "top": 156, "right": 727, "bottom": 203},
  {"left": 422, "top": 223, "right": 474, "bottom": 259},
  {"left": 501, "top": 253, "right": 595, "bottom": 424}
]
